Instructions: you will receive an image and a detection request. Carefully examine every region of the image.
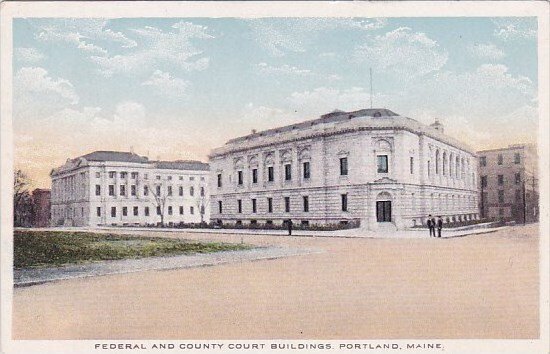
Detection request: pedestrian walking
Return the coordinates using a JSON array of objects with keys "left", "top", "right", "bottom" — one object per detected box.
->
[
  {"left": 427, "top": 214, "right": 435, "bottom": 237},
  {"left": 437, "top": 216, "right": 443, "bottom": 238},
  {"left": 287, "top": 219, "right": 293, "bottom": 236}
]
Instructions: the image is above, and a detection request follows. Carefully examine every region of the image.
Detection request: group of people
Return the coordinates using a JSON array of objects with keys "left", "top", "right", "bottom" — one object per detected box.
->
[{"left": 426, "top": 215, "right": 444, "bottom": 238}]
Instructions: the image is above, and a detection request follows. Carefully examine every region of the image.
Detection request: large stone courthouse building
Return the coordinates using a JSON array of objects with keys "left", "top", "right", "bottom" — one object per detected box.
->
[
  {"left": 50, "top": 151, "right": 209, "bottom": 227},
  {"left": 209, "top": 108, "right": 479, "bottom": 230},
  {"left": 477, "top": 144, "right": 538, "bottom": 222}
]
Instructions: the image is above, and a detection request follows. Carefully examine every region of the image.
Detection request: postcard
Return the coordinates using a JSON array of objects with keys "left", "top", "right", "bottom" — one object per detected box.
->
[{"left": 1, "top": 1, "right": 548, "bottom": 354}]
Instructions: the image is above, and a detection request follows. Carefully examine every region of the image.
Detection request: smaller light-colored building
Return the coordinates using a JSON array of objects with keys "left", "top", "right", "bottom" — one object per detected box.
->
[
  {"left": 50, "top": 151, "right": 210, "bottom": 227},
  {"left": 477, "top": 144, "right": 538, "bottom": 222}
]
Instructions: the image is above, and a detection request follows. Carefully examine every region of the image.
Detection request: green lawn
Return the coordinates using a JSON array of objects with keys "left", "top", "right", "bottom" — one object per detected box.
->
[{"left": 14, "top": 230, "right": 251, "bottom": 269}]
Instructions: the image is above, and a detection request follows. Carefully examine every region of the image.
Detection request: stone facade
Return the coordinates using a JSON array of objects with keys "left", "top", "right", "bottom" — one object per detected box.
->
[
  {"left": 477, "top": 144, "right": 538, "bottom": 222},
  {"left": 209, "top": 109, "right": 479, "bottom": 230},
  {"left": 50, "top": 151, "right": 210, "bottom": 227}
]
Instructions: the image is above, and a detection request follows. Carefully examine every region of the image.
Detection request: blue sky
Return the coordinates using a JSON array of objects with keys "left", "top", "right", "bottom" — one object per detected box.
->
[{"left": 12, "top": 17, "right": 538, "bottom": 187}]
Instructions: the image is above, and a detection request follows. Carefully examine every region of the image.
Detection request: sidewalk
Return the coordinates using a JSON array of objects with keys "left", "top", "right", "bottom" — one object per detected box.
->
[
  {"left": 14, "top": 246, "right": 322, "bottom": 288},
  {"left": 25, "top": 225, "right": 509, "bottom": 239}
]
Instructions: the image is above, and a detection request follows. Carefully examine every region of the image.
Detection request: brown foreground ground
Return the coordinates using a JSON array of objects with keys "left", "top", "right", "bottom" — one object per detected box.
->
[{"left": 12, "top": 224, "right": 539, "bottom": 339}]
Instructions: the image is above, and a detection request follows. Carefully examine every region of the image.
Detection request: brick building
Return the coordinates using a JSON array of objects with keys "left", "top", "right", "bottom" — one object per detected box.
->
[
  {"left": 31, "top": 188, "right": 51, "bottom": 227},
  {"left": 209, "top": 108, "right": 479, "bottom": 230},
  {"left": 477, "top": 144, "right": 538, "bottom": 222}
]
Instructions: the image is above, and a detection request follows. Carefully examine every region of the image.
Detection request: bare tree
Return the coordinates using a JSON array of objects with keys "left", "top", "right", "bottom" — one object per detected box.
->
[
  {"left": 196, "top": 194, "right": 209, "bottom": 224},
  {"left": 148, "top": 183, "right": 167, "bottom": 226},
  {"left": 14, "top": 170, "right": 34, "bottom": 227}
]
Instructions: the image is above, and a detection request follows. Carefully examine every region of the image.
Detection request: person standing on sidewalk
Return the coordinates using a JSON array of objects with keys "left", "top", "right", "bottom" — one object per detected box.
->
[
  {"left": 427, "top": 215, "right": 435, "bottom": 237},
  {"left": 437, "top": 216, "right": 443, "bottom": 238},
  {"left": 287, "top": 219, "right": 293, "bottom": 236}
]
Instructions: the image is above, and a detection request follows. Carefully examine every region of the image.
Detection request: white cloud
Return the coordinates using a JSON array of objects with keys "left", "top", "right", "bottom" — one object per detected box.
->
[
  {"left": 256, "top": 62, "right": 312, "bottom": 76},
  {"left": 248, "top": 18, "right": 386, "bottom": 57},
  {"left": 493, "top": 18, "right": 537, "bottom": 41},
  {"left": 468, "top": 43, "right": 506, "bottom": 60},
  {"left": 141, "top": 70, "right": 189, "bottom": 99},
  {"left": 32, "top": 18, "right": 136, "bottom": 56},
  {"left": 15, "top": 67, "right": 79, "bottom": 105},
  {"left": 14, "top": 47, "right": 46, "bottom": 63},
  {"left": 91, "top": 21, "right": 213, "bottom": 77},
  {"left": 354, "top": 27, "right": 448, "bottom": 77}
]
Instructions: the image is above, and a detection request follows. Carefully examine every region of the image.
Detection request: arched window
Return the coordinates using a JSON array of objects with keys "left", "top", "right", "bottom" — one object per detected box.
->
[
  {"left": 456, "top": 156, "right": 460, "bottom": 178},
  {"left": 190, "top": 186, "right": 194, "bottom": 196},
  {"left": 442, "top": 152, "right": 447, "bottom": 175},
  {"left": 435, "top": 150, "right": 440, "bottom": 175},
  {"left": 449, "top": 153, "right": 453, "bottom": 177}
]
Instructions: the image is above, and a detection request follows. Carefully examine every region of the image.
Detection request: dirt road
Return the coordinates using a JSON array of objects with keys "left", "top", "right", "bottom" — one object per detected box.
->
[{"left": 12, "top": 224, "right": 539, "bottom": 339}]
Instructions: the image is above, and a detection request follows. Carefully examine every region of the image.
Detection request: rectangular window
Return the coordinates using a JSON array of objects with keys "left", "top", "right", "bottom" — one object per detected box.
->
[
  {"left": 131, "top": 172, "right": 138, "bottom": 179},
  {"left": 377, "top": 155, "right": 388, "bottom": 173},
  {"left": 156, "top": 185, "right": 161, "bottom": 195},
  {"left": 514, "top": 153, "right": 521, "bottom": 164},
  {"left": 168, "top": 176, "right": 172, "bottom": 181},
  {"left": 427, "top": 161, "right": 431, "bottom": 176},
  {"left": 481, "top": 175, "right": 488, "bottom": 188},
  {"left": 144, "top": 185, "right": 149, "bottom": 196},
  {"left": 95, "top": 172, "right": 101, "bottom": 178},
  {"left": 217, "top": 173, "right": 222, "bottom": 187},
  {"left": 131, "top": 185, "right": 136, "bottom": 196},
  {"left": 190, "top": 206, "right": 194, "bottom": 215},
  {"left": 303, "top": 162, "right": 310, "bottom": 179},
  {"left": 498, "top": 190, "right": 505, "bottom": 203},
  {"left": 238, "top": 171, "right": 243, "bottom": 185},
  {"left": 109, "top": 185, "right": 115, "bottom": 196},
  {"left": 237, "top": 199, "right": 242, "bottom": 213},
  {"left": 179, "top": 176, "right": 184, "bottom": 181},
  {"left": 341, "top": 194, "right": 348, "bottom": 212},
  {"left": 95, "top": 185, "right": 101, "bottom": 196},
  {"left": 109, "top": 171, "right": 116, "bottom": 178},
  {"left": 133, "top": 206, "right": 138, "bottom": 216},
  {"left": 218, "top": 201, "right": 223, "bottom": 214},
  {"left": 156, "top": 206, "right": 161, "bottom": 215},
  {"left": 179, "top": 206, "right": 184, "bottom": 215},
  {"left": 144, "top": 173, "right": 148, "bottom": 180},
  {"left": 167, "top": 186, "right": 173, "bottom": 196},
  {"left": 189, "top": 187, "right": 194, "bottom": 196},
  {"left": 515, "top": 189, "right": 522, "bottom": 202},
  {"left": 268, "top": 166, "right": 274, "bottom": 182},
  {"left": 498, "top": 175, "right": 504, "bottom": 185},
  {"left": 252, "top": 199, "right": 257, "bottom": 213},
  {"left": 284, "top": 197, "right": 290, "bottom": 212},
  {"left": 267, "top": 197, "right": 273, "bottom": 213},
  {"left": 303, "top": 196, "right": 309, "bottom": 212},
  {"left": 120, "top": 185, "right": 126, "bottom": 196},
  {"left": 156, "top": 175, "right": 161, "bottom": 180},
  {"left": 179, "top": 186, "right": 183, "bottom": 196},
  {"left": 96, "top": 207, "right": 101, "bottom": 217},
  {"left": 252, "top": 168, "right": 258, "bottom": 184},
  {"left": 111, "top": 207, "right": 116, "bottom": 217},
  {"left": 168, "top": 206, "right": 173, "bottom": 215},
  {"left": 480, "top": 156, "right": 487, "bottom": 167},
  {"left": 144, "top": 207, "right": 150, "bottom": 216},
  {"left": 515, "top": 173, "right": 521, "bottom": 185},
  {"left": 339, "top": 157, "right": 348, "bottom": 176},
  {"left": 497, "top": 154, "right": 503, "bottom": 165},
  {"left": 285, "top": 164, "right": 292, "bottom": 181},
  {"left": 410, "top": 157, "right": 414, "bottom": 174},
  {"left": 189, "top": 177, "right": 194, "bottom": 181},
  {"left": 122, "top": 207, "right": 127, "bottom": 216},
  {"left": 200, "top": 187, "right": 205, "bottom": 196},
  {"left": 120, "top": 172, "right": 127, "bottom": 178}
]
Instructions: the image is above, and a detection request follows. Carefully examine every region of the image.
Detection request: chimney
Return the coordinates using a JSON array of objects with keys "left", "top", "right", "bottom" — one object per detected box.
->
[
  {"left": 251, "top": 129, "right": 257, "bottom": 134},
  {"left": 430, "top": 118, "right": 444, "bottom": 133}
]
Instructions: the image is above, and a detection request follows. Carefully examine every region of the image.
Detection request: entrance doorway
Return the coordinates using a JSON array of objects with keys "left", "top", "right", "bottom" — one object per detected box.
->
[{"left": 376, "top": 201, "right": 392, "bottom": 222}]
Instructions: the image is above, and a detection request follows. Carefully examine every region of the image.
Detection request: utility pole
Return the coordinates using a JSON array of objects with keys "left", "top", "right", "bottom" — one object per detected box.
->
[
  {"left": 522, "top": 178, "right": 526, "bottom": 225},
  {"left": 369, "top": 67, "right": 373, "bottom": 109}
]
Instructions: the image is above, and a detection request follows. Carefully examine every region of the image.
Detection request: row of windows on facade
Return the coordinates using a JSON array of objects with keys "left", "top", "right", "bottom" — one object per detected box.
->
[
  {"left": 429, "top": 151, "right": 471, "bottom": 179},
  {"left": 101, "top": 205, "right": 204, "bottom": 217},
  {"left": 95, "top": 171, "right": 206, "bottom": 181},
  {"left": 216, "top": 194, "right": 349, "bottom": 214},
  {"left": 95, "top": 184, "right": 205, "bottom": 197},
  {"left": 481, "top": 189, "right": 525, "bottom": 204},
  {"left": 217, "top": 157, "right": 390, "bottom": 187},
  {"left": 52, "top": 205, "right": 205, "bottom": 218},
  {"left": 479, "top": 152, "right": 521, "bottom": 167},
  {"left": 480, "top": 173, "right": 521, "bottom": 188}
]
